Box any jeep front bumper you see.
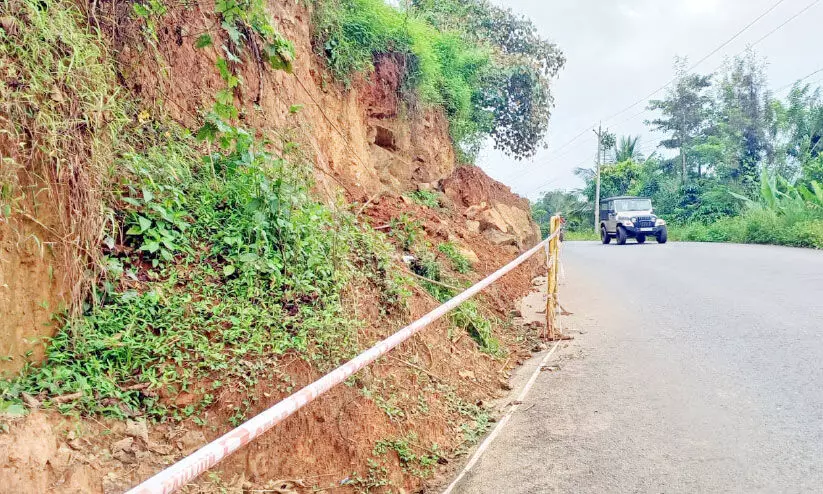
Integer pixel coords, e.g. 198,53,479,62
622,225,665,236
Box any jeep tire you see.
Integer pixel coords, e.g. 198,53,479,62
616,226,628,245
636,234,646,244
601,226,611,244
656,226,668,244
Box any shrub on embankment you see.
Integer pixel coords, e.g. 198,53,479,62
312,0,565,161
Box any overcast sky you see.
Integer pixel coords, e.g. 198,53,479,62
478,0,823,200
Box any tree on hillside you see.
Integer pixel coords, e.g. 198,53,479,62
647,58,713,183
412,0,566,159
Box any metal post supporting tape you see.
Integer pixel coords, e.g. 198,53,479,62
125,230,560,494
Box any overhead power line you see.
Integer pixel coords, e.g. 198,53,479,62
601,0,808,126
686,0,789,71
542,125,596,160
747,0,821,49
774,66,823,93
503,0,796,187
508,0,823,196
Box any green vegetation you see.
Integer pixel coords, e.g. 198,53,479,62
676,171,823,248
562,230,599,241
388,213,497,353
534,51,823,249
409,250,499,354
531,190,591,237
0,0,126,304
1,114,410,420
1,0,512,442
374,433,441,478
437,242,472,273
439,381,491,455
389,214,423,251
312,0,564,161
1,4,533,493
0,0,409,421
408,189,441,209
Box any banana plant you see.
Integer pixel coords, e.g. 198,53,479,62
729,169,816,214
798,180,823,209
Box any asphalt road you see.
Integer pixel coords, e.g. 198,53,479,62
450,241,823,493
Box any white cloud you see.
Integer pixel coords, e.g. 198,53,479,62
618,3,644,20
678,0,721,16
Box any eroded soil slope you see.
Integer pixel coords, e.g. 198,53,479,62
0,1,548,492
1,168,546,493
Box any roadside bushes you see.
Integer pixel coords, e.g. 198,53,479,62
676,209,823,249
676,171,823,248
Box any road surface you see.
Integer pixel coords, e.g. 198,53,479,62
450,241,823,493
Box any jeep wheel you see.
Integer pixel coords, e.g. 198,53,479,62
600,226,611,244
636,235,646,244
656,226,668,244
616,226,627,245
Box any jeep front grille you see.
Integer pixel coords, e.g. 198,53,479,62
636,216,654,228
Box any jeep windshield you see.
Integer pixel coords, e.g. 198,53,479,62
613,198,652,212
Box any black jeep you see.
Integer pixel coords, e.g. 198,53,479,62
599,196,668,245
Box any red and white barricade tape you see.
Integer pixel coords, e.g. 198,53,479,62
126,231,558,494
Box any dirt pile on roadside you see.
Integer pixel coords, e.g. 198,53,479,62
442,166,543,250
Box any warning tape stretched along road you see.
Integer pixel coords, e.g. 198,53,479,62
126,230,560,494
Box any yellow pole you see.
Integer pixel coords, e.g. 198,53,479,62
546,215,561,340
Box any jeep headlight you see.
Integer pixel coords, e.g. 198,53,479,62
655,218,666,226
621,219,634,227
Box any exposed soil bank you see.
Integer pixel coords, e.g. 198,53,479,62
0,1,548,492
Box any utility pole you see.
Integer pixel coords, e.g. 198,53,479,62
593,122,603,235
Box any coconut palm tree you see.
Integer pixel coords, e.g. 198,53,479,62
613,135,644,163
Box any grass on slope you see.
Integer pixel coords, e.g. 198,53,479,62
0,0,409,422
312,0,494,157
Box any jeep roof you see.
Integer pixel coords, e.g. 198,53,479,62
601,195,651,203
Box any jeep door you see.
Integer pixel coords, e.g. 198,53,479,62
606,200,617,233
599,202,608,231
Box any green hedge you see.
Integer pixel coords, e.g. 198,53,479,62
674,209,823,249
